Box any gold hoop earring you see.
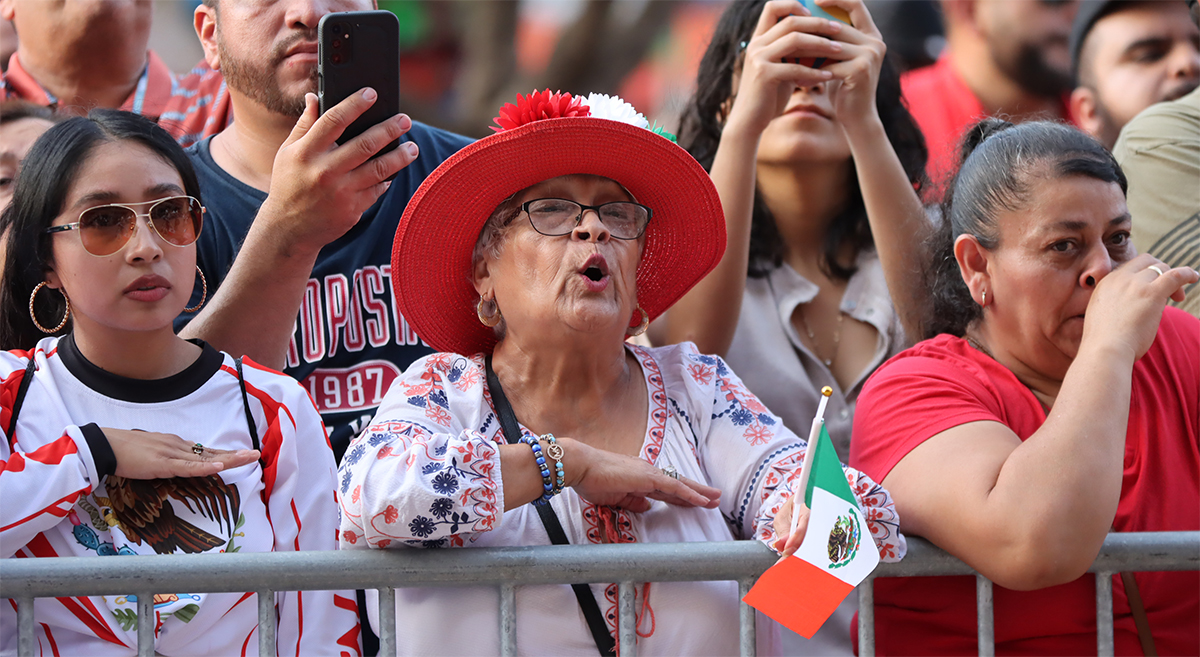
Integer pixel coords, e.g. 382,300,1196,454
982,289,987,307
627,305,649,337
184,266,207,313
29,282,70,334
477,296,501,328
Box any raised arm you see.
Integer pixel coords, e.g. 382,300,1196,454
878,257,1198,590
659,1,843,355
179,91,418,369
817,0,930,342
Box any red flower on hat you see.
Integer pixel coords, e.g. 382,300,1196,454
491,90,591,132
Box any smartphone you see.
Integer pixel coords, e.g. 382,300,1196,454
318,11,401,159
792,0,852,69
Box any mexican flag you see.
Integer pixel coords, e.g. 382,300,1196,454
743,423,879,638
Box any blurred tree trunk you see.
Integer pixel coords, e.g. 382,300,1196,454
448,0,679,137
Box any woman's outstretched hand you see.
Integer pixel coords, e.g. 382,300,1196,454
564,438,721,513
771,495,811,559
1083,254,1200,362
103,428,260,480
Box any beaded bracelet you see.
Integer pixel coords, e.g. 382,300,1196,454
519,435,555,504
540,433,565,496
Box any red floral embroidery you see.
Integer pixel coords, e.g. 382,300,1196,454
687,363,714,386
384,505,398,524
492,90,590,132
344,531,358,545
351,485,361,504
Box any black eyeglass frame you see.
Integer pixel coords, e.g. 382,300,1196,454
520,198,653,241
44,195,205,257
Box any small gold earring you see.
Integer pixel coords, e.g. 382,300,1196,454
982,289,987,307
627,305,649,337
184,266,207,313
29,282,71,334
477,296,501,328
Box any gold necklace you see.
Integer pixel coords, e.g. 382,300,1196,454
799,306,844,368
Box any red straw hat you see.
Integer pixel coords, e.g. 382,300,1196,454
391,90,725,355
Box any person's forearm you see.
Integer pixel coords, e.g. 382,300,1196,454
983,341,1133,586
180,203,321,369
844,118,931,343
660,124,758,355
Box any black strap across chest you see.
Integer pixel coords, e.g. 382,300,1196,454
485,354,617,656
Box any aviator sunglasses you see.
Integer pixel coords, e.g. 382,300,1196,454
44,196,204,257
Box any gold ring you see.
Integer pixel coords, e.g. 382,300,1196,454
1148,265,1166,277
192,442,204,456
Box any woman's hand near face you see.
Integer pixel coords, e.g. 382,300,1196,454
1083,254,1200,362
103,428,260,479
815,0,886,132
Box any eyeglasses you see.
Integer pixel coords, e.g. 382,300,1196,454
521,198,652,240
44,196,204,257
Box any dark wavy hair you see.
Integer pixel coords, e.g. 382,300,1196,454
924,118,1127,339
0,109,202,350
678,0,927,280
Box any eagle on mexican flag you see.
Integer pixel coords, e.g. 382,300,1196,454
743,389,880,638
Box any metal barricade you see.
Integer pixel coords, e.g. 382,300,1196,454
2,532,1197,656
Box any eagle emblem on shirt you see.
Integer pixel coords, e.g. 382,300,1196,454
827,510,860,568
105,475,241,555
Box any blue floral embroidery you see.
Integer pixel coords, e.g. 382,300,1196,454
697,355,717,366
429,389,449,409
716,360,729,376
368,433,390,447
345,444,366,465
432,471,458,495
730,408,754,426
434,444,447,457
340,470,352,494
407,395,427,408
430,498,454,519
757,413,776,426
422,539,447,549
409,516,435,538
421,462,443,475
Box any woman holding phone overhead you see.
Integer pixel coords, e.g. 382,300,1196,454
0,110,357,655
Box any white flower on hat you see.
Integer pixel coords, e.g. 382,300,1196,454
584,93,649,129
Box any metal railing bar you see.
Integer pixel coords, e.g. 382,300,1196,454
137,591,154,657
499,582,517,657
379,586,397,657
1096,571,1114,656
17,595,33,657
619,581,638,657
858,578,875,657
4,534,1193,600
737,577,757,657
258,589,275,656
975,575,994,657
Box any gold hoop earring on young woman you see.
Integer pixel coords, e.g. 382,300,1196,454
982,289,987,307
477,296,501,328
29,282,70,334
184,266,207,313
627,305,649,337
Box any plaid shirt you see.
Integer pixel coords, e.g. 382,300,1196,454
1,51,231,147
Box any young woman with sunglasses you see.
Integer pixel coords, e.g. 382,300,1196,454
0,110,359,655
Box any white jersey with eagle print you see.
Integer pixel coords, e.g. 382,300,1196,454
0,335,360,656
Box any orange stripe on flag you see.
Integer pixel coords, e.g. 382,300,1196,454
742,555,854,639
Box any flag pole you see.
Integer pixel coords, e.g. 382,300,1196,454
790,386,833,537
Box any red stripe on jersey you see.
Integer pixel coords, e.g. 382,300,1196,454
22,536,127,648
241,623,255,657
0,486,88,531
40,622,60,657
0,361,30,446
290,500,304,656
334,594,362,657
26,434,80,465
242,356,333,450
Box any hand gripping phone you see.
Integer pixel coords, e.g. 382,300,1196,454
318,11,401,160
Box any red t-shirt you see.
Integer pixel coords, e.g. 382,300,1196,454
849,307,1200,655
900,55,1075,200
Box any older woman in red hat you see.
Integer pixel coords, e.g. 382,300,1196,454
336,90,904,654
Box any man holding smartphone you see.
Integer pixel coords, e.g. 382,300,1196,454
176,0,472,464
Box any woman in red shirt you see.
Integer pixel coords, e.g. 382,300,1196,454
850,118,1200,655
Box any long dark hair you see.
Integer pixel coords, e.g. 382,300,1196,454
924,118,1127,339
0,109,202,350
678,0,927,279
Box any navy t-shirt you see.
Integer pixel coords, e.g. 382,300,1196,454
180,122,473,461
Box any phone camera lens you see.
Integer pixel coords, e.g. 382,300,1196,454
332,53,343,64
332,39,342,49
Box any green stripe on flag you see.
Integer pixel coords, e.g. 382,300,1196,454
804,424,859,509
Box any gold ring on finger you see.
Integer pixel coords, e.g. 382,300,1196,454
192,442,205,456
1148,265,1166,277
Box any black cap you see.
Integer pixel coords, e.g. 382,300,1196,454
1070,0,1125,83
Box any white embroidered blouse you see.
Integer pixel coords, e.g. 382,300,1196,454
338,342,904,655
